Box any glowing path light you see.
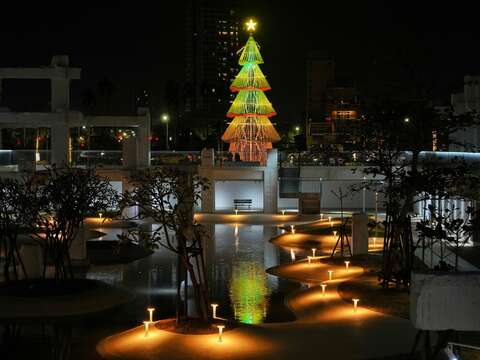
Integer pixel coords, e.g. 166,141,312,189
211,303,219,319
321,283,327,296
353,298,360,313
143,321,151,337
328,216,332,222
290,224,295,232
290,248,296,261
311,248,317,258
147,307,155,322
333,230,337,238
307,256,312,265
328,270,333,281
217,325,225,343
345,260,350,272
235,209,238,215
282,210,285,215
320,213,324,220
99,212,103,219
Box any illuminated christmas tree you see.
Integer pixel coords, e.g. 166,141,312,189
221,19,280,164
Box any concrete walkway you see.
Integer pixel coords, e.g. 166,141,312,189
97,222,416,360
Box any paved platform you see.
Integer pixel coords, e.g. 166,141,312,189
97,256,416,360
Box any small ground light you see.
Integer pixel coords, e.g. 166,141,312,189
290,224,295,232
147,307,155,322
320,213,324,219
311,248,316,257
217,325,225,343
235,209,238,215
282,209,285,215
211,303,219,319
333,230,337,238
307,256,312,265
345,260,350,271
143,321,151,337
353,298,359,313
328,270,333,281
328,216,331,222
290,248,296,261
321,283,327,296
292,228,296,235
99,212,103,219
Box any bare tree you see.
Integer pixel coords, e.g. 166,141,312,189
120,167,211,322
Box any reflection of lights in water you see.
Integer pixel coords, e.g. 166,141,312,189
217,325,225,343
290,248,296,261
234,225,239,236
229,262,268,324
143,321,151,337
211,303,219,319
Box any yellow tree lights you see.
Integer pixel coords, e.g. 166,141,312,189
221,19,280,165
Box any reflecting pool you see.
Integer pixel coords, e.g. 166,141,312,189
86,222,297,324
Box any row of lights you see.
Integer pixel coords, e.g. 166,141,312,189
143,304,226,343
289,222,360,314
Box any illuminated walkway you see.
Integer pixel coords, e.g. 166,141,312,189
97,218,416,360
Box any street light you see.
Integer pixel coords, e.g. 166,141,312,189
404,117,410,123
295,126,300,132
161,114,169,150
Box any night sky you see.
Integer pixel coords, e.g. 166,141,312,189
1,1,480,125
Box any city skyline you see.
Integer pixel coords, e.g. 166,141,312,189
1,2,480,121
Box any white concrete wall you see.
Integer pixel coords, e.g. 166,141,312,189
300,166,385,210
410,272,480,331
214,180,264,210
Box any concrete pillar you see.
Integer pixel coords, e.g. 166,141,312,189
50,55,71,112
137,107,151,168
70,227,89,262
20,242,43,278
122,136,137,169
199,148,215,213
263,149,278,214
351,213,369,255
51,124,68,166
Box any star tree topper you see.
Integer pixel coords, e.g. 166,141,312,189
246,18,257,32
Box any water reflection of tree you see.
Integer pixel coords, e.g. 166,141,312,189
229,262,268,324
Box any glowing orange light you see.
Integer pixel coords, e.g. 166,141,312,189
328,270,333,281
147,307,155,322
321,283,327,296
307,256,312,265
290,248,296,261
353,298,359,313
345,261,350,271
311,248,317,258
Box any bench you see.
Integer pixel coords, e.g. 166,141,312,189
233,199,252,210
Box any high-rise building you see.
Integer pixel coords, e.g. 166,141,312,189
184,0,240,142
305,52,361,150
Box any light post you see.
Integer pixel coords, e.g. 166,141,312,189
161,114,169,150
